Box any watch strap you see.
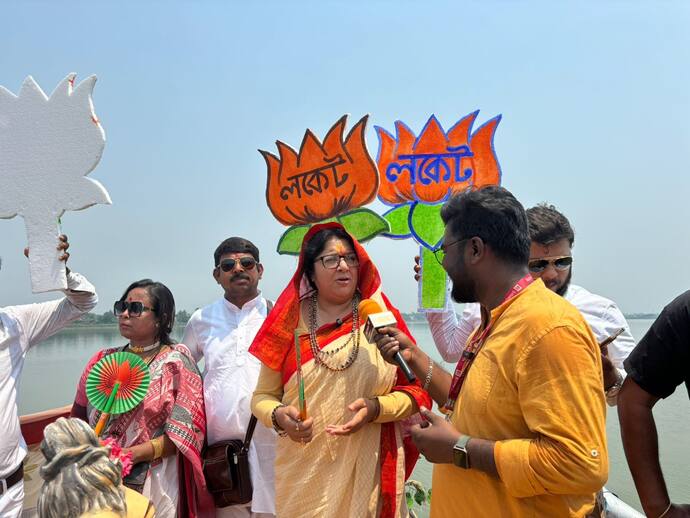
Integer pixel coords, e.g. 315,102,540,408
453,434,472,468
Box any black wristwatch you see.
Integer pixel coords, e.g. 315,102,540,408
452,435,471,469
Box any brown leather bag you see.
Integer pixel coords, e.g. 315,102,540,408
202,415,257,508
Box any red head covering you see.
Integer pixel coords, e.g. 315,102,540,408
250,221,390,371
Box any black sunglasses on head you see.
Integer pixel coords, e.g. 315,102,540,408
114,300,155,317
217,257,257,272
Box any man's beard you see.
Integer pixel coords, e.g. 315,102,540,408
450,276,478,303
555,267,572,297
449,259,478,303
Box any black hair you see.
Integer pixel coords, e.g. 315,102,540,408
119,279,175,345
440,186,531,266
213,237,260,267
302,228,356,291
526,204,575,247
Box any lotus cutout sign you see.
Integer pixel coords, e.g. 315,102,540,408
0,73,111,292
375,112,502,310
262,115,389,254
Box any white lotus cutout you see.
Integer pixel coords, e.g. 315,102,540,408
0,73,111,292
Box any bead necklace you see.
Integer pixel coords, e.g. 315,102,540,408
308,292,360,372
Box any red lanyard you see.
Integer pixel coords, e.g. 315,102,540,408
443,274,533,412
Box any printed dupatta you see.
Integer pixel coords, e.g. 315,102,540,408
75,344,214,518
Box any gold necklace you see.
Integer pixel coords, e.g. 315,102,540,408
128,341,160,354
308,293,360,372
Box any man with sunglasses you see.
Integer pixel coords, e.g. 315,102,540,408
182,237,275,518
0,236,97,518
419,203,635,405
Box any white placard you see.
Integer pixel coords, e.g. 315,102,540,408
0,73,111,292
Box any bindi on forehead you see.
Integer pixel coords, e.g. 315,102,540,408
334,242,349,255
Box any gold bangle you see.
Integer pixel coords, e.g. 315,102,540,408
151,436,164,460
422,359,434,391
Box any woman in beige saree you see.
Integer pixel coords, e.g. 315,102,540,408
250,223,431,518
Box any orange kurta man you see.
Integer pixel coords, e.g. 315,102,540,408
432,280,608,517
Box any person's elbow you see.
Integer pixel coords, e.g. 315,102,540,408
545,447,609,496
74,292,99,313
528,438,609,496
569,455,608,495
250,392,260,416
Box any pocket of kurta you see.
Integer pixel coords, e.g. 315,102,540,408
461,354,499,415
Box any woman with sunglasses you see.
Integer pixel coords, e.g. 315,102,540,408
250,223,431,518
70,279,213,517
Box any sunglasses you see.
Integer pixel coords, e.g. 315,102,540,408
217,257,257,272
528,255,573,274
114,300,155,317
316,252,359,270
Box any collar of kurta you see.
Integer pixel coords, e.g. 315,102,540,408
484,277,544,327
222,290,264,313
248,222,381,371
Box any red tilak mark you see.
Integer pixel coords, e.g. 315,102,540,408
68,77,75,86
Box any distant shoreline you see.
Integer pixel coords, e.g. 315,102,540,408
399,313,658,324
66,313,658,330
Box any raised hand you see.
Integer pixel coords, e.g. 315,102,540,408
24,234,71,263
373,326,416,365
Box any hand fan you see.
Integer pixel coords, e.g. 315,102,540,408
86,351,150,436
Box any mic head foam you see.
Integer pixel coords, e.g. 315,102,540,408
358,298,383,321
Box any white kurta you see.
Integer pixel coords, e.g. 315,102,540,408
0,272,97,516
183,293,276,516
427,282,635,380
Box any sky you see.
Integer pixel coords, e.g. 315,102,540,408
1,0,689,315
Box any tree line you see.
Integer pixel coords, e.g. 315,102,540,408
72,310,193,327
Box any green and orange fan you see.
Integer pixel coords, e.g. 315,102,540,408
86,351,151,437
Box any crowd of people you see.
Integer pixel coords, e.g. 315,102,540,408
0,186,688,517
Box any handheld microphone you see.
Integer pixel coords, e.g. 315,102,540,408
358,299,416,382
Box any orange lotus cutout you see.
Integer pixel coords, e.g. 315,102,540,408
262,115,378,226
375,112,501,205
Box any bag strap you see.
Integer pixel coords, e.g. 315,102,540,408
243,415,258,451
241,299,271,451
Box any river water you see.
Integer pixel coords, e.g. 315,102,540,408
18,320,688,515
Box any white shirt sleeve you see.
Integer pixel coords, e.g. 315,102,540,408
425,295,482,363
599,303,636,378
181,314,202,363
4,271,97,351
